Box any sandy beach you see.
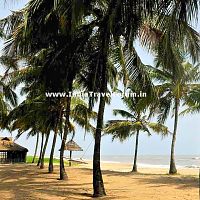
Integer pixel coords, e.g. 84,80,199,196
0,161,198,200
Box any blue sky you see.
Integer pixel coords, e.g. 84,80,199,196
0,1,200,159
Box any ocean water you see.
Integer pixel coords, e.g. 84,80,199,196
81,155,200,169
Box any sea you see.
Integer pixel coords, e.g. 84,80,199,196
79,155,200,169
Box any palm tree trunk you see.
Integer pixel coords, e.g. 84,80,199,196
169,99,179,174
92,2,114,195
132,130,139,172
60,127,63,140
40,132,50,169
48,128,58,173
93,96,106,197
32,131,39,163
37,133,44,166
49,108,62,173
59,95,71,180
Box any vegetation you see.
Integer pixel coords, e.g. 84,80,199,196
150,61,200,174
26,156,76,166
26,156,60,164
0,0,199,198
105,83,169,172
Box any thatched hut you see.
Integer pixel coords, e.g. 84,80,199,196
0,137,28,163
65,140,83,152
65,140,83,166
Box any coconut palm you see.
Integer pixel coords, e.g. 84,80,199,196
0,62,18,130
1,0,199,197
0,37,21,131
87,1,199,195
105,90,169,172
48,97,96,173
150,60,200,174
6,98,54,167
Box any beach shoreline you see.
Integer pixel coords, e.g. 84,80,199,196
79,159,199,176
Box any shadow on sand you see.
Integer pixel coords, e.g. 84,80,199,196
0,164,198,200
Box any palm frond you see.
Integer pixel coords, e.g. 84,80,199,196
113,109,135,119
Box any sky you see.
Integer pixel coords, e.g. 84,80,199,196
0,1,200,160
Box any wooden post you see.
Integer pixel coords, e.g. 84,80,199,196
199,168,200,200
69,151,72,167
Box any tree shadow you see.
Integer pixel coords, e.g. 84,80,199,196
0,164,198,200
0,164,120,199
99,168,199,189
136,175,198,189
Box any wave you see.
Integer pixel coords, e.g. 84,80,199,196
138,163,169,169
101,160,121,164
139,164,200,169
185,165,200,169
192,157,200,160
65,155,200,169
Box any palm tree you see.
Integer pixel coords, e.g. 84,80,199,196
1,0,199,197
15,127,40,164
4,81,62,168
5,100,46,166
105,94,169,172
32,131,39,163
1,60,96,174
0,60,18,130
0,55,19,104
48,97,96,173
150,60,200,174
88,1,199,195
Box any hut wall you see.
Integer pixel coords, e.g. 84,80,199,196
0,151,27,163
0,151,8,163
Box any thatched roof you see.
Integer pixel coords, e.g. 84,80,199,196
65,140,83,151
0,137,28,152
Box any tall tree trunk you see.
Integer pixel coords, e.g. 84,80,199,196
59,95,71,180
40,132,50,169
32,131,39,163
49,107,62,173
93,96,106,197
48,128,58,173
92,1,114,196
92,21,111,198
132,130,139,172
37,133,44,166
169,99,179,174
60,127,63,140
